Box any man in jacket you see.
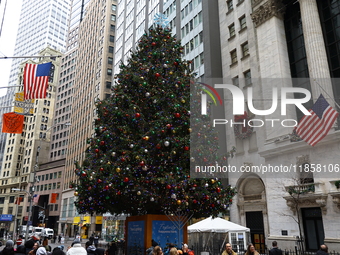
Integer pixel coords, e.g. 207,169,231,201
66,240,87,255
269,241,283,255
221,243,237,255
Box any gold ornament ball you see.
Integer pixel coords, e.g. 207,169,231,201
188,128,192,132
137,191,141,195
74,192,78,196
172,130,176,134
211,179,216,184
177,200,182,205
181,99,186,103
169,71,173,75
136,155,140,159
116,167,121,173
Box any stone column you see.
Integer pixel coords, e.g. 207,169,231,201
299,0,335,105
251,0,296,139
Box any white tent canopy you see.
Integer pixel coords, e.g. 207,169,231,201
188,216,250,233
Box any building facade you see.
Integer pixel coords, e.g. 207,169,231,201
0,47,62,237
62,0,117,238
218,0,340,252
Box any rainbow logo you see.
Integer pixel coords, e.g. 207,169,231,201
195,82,223,115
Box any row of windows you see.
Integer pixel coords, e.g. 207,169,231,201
181,0,202,20
228,15,247,39
181,12,202,38
227,0,245,13
37,171,62,182
184,32,203,55
35,182,61,191
50,149,67,158
51,139,68,149
231,69,252,88
230,41,249,65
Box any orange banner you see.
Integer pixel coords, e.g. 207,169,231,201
50,193,58,204
2,112,24,134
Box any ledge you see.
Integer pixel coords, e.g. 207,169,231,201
228,35,236,41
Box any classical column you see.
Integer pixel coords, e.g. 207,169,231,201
251,0,296,139
299,0,334,105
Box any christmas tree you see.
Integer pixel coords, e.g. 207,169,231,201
73,26,235,218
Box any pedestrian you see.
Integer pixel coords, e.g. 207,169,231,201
182,244,194,255
1,240,15,255
53,236,57,244
146,240,158,255
15,245,26,255
66,240,87,255
93,235,99,248
269,241,283,255
152,246,163,255
28,242,40,255
43,237,49,247
244,244,259,255
316,244,329,255
89,234,94,245
169,248,178,255
52,247,65,255
85,241,97,255
36,247,47,255
24,239,35,255
16,235,23,247
221,243,237,255
58,235,62,244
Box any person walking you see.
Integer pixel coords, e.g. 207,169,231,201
244,244,259,255
316,244,329,255
269,241,283,255
66,240,87,255
221,243,237,255
1,240,15,255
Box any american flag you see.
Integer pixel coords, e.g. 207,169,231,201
23,62,52,100
296,94,339,146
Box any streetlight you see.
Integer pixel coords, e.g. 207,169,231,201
11,188,30,240
24,122,72,241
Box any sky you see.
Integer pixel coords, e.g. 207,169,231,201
0,0,23,97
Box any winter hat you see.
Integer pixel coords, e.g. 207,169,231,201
87,245,96,252
6,240,14,248
36,247,47,255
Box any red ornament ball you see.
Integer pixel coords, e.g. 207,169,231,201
124,177,129,182
95,149,99,153
100,141,105,146
174,113,181,118
151,42,156,46
184,146,190,151
135,113,141,118
216,187,221,193
155,73,161,78
100,167,104,171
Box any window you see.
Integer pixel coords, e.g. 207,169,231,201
244,70,252,87
229,23,235,38
230,49,237,64
232,76,239,87
239,15,246,30
110,35,115,42
111,4,116,11
106,81,112,89
227,0,233,12
109,46,114,53
111,15,116,21
241,42,249,57
107,69,112,75
108,57,113,65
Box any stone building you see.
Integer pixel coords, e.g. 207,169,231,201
218,0,340,252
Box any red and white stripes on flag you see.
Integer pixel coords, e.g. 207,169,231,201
296,94,339,146
23,62,52,100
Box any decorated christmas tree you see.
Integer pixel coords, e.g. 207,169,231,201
73,26,235,218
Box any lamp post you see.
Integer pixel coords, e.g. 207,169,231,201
24,122,71,241
11,188,30,240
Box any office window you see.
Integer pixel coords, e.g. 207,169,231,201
227,0,233,12
232,76,239,87
241,42,249,57
229,23,235,38
244,70,252,87
111,15,116,21
239,15,246,30
230,49,237,64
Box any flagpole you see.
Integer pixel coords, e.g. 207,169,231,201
314,79,340,109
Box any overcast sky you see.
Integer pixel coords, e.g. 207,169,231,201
0,0,23,97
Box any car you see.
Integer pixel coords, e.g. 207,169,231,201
41,228,54,239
